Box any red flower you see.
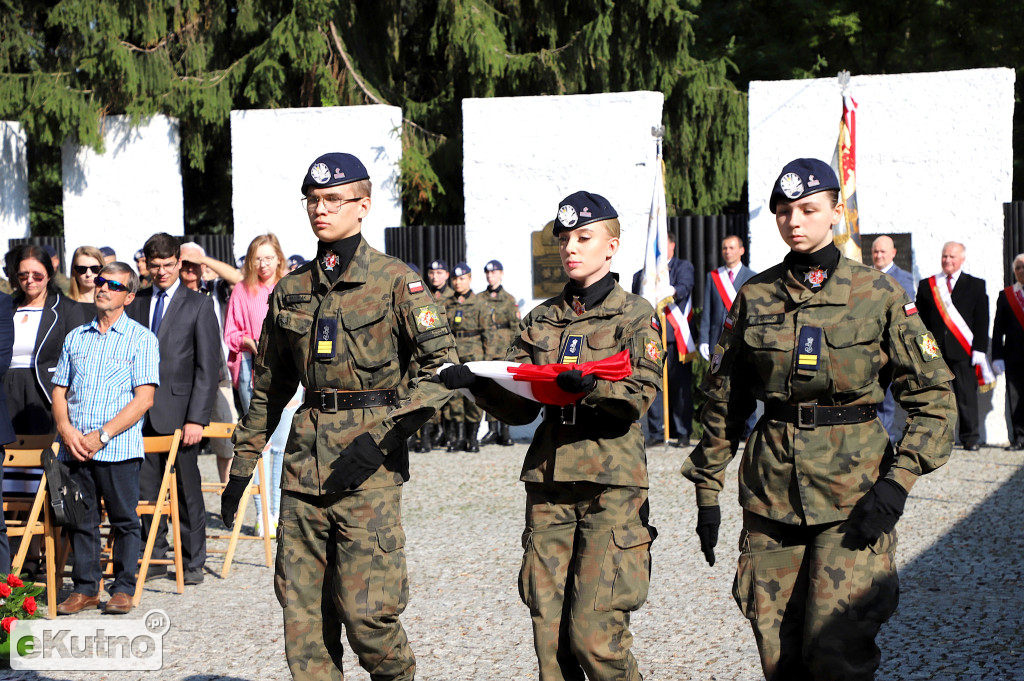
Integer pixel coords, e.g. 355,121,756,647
23,596,36,616
0,583,10,598
2,617,16,633
6,574,23,588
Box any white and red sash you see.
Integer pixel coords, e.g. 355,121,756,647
927,275,995,389
710,267,738,312
1005,283,1024,331
665,297,698,363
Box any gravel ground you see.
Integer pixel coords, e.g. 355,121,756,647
7,442,1022,681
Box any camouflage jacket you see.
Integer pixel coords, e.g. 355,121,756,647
681,256,956,525
444,289,492,362
474,282,663,488
483,286,520,360
231,238,457,495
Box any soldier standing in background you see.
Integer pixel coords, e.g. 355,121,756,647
417,258,453,451
480,259,518,446
426,259,452,303
442,262,490,453
682,158,956,680
222,152,456,681
440,191,662,681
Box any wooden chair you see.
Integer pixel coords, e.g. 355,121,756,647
200,422,273,576
3,436,62,619
132,430,184,606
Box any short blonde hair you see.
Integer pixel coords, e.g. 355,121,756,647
598,217,621,238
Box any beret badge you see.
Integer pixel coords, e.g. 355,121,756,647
310,163,332,185
780,172,804,199
557,205,578,228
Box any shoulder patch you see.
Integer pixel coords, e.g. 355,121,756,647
917,332,941,361
645,339,660,361
904,302,918,316
408,280,424,294
415,305,440,331
651,315,662,332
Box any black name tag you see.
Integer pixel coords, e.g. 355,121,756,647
284,293,312,305
797,326,822,370
315,318,338,360
749,314,784,326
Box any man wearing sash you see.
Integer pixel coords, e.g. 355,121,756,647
992,254,1024,450
915,241,990,451
698,235,755,361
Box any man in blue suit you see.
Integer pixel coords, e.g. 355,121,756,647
632,231,694,446
872,235,915,440
698,235,755,361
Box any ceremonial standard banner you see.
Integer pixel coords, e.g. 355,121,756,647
831,71,862,262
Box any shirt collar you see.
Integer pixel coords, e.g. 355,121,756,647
89,309,130,334
880,262,895,274
155,278,180,300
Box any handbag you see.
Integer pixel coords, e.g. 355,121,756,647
41,448,88,527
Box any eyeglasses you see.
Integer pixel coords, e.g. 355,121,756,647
302,196,366,213
95,276,130,293
73,265,102,275
254,256,278,265
17,272,45,283
147,259,179,273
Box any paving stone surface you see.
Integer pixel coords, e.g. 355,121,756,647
7,442,1022,680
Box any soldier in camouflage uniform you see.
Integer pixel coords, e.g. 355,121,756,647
479,259,519,446
222,152,457,681
441,262,491,452
681,158,956,681
441,191,662,681
414,259,453,452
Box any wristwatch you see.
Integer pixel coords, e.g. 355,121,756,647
99,429,111,447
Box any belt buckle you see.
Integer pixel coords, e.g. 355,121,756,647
320,389,338,414
560,404,577,426
797,402,816,429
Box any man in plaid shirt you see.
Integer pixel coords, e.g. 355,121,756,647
52,262,160,616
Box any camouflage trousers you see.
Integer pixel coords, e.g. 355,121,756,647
441,391,482,423
276,485,414,681
520,481,656,681
733,511,900,681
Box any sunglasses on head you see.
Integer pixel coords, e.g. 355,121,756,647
73,264,102,275
16,272,45,283
95,276,129,293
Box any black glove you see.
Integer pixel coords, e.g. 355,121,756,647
438,364,481,390
555,369,597,394
220,474,250,528
696,505,721,567
335,433,387,490
845,478,908,548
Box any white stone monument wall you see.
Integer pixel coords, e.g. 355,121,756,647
0,122,30,249
62,115,183,269
748,67,1016,443
230,106,403,263
463,91,665,312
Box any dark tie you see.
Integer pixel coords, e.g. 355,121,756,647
152,290,167,335
728,270,735,284
947,276,953,294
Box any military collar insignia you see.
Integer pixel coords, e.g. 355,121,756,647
571,296,585,315
322,252,339,271
804,267,827,288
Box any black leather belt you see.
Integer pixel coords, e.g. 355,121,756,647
491,323,511,329
543,404,605,427
455,331,482,338
764,402,877,429
305,389,398,414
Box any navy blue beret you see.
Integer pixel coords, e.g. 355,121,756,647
769,158,840,213
452,262,471,277
554,191,618,235
134,249,145,261
428,259,448,272
42,245,57,258
484,260,503,272
301,152,369,194
100,246,115,257
406,262,421,275
287,254,306,268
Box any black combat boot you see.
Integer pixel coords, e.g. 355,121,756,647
433,421,446,448
447,421,466,452
479,419,501,446
465,422,481,453
408,434,420,452
415,426,432,453
497,422,514,446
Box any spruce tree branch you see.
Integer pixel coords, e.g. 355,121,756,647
327,20,387,106
120,36,171,53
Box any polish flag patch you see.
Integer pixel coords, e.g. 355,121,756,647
904,302,918,316
408,281,424,294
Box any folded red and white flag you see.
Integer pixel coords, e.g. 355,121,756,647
438,350,633,407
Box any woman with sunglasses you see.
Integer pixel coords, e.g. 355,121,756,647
4,244,87,435
68,245,105,306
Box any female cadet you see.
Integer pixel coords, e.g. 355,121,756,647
681,158,957,680
441,191,662,681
